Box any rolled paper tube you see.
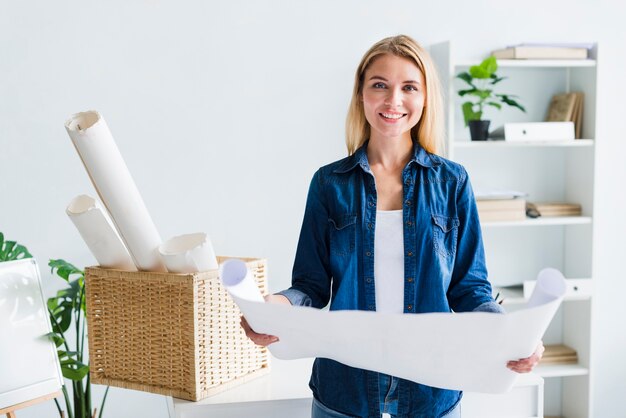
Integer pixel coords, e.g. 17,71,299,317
220,259,264,302
158,233,218,273
65,111,166,272
527,268,567,308
66,195,137,271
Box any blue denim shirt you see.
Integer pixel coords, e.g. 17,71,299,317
279,141,501,417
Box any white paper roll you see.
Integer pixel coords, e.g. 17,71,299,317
220,259,264,302
66,195,137,271
527,268,567,308
158,233,218,273
65,111,166,272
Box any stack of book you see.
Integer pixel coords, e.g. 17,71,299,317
540,344,578,365
526,202,582,217
476,198,526,222
492,43,590,60
546,92,584,138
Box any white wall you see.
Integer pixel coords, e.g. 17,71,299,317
1,1,625,417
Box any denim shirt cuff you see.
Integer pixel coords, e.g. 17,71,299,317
276,288,313,307
473,301,505,314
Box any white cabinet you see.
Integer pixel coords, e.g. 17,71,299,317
431,41,598,418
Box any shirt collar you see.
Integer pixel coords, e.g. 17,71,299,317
333,140,441,174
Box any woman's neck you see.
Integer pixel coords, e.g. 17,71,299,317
367,135,413,170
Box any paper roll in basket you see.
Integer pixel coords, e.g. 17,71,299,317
66,194,137,271
65,110,166,272
159,233,218,273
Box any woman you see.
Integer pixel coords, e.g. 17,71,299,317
242,35,543,418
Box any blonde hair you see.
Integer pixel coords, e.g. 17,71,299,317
345,35,445,156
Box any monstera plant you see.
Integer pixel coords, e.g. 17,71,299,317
0,232,108,418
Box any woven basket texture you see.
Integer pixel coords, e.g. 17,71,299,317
84,257,270,401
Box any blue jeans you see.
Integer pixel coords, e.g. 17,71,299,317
311,388,461,418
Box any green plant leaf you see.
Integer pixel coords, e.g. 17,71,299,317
461,102,482,126
469,56,498,79
486,102,502,110
49,259,84,282
456,72,476,87
61,363,90,381
497,94,527,112
465,89,492,100
46,332,65,347
0,233,32,261
458,88,477,97
490,74,506,85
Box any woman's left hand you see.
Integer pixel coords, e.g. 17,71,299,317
506,341,545,373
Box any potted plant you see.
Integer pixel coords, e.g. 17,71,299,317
0,232,108,418
457,56,526,140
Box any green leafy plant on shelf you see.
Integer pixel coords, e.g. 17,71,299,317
0,232,108,418
456,56,526,140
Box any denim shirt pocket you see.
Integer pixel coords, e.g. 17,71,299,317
328,214,357,257
432,214,460,258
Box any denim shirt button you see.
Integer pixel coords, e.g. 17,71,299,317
407,277,414,283
368,305,375,310
406,200,411,206
407,304,413,310
366,251,372,256
407,251,413,256
366,277,372,283
368,223,373,229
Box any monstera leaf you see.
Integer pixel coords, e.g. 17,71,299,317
0,232,33,262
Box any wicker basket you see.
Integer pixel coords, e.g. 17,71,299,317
84,257,270,401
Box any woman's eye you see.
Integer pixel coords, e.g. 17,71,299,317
373,82,386,89
404,85,418,92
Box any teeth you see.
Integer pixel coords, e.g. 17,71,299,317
381,113,403,119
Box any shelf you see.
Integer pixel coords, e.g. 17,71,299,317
535,364,589,378
454,139,594,148
455,59,596,68
493,279,592,306
482,216,592,228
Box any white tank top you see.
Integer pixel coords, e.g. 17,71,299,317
374,210,405,314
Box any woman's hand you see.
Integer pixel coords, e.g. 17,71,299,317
507,341,545,373
240,294,291,347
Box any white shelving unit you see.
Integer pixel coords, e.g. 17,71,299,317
431,42,598,418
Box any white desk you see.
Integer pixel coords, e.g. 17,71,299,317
167,356,543,418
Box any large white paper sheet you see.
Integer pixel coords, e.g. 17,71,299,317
65,111,166,272
66,194,137,271
226,268,566,394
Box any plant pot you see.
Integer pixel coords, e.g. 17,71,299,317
468,120,491,141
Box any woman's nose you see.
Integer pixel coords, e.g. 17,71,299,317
384,88,402,107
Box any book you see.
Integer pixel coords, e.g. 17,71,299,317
540,344,578,365
546,92,584,138
527,202,582,217
476,198,526,211
477,198,526,221
492,46,588,60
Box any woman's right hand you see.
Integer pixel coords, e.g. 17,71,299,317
240,294,291,346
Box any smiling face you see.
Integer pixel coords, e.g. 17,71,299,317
361,53,426,144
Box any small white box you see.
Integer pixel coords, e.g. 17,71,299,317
491,122,575,141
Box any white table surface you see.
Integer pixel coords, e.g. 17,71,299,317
168,356,543,418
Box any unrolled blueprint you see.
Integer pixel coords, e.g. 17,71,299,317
226,268,566,393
